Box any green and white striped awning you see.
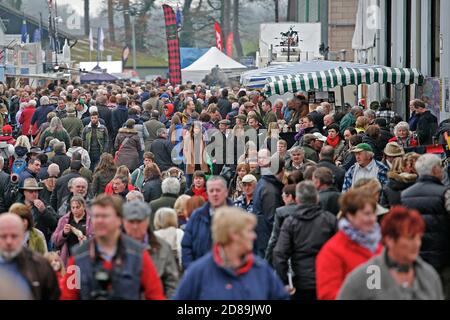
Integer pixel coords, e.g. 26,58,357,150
264,66,424,96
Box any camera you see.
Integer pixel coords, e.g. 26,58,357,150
90,266,112,300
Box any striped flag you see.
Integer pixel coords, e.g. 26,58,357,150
89,28,94,51
98,28,105,52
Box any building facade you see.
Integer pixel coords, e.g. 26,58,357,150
293,0,359,61
353,0,449,120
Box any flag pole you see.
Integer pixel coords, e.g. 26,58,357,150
96,27,100,66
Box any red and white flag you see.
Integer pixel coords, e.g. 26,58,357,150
214,22,223,51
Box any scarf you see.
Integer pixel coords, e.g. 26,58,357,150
326,135,340,148
338,218,381,253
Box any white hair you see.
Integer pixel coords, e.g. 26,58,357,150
161,177,181,195
394,121,410,137
126,190,145,202
415,154,442,177
316,105,325,114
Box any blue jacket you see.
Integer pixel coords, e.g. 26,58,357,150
181,200,233,270
173,251,289,300
31,104,55,128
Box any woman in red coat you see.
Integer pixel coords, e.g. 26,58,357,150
316,190,383,300
19,100,38,137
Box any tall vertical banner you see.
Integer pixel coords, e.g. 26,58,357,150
214,22,223,51
226,32,234,57
163,4,182,85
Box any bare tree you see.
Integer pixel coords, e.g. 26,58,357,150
122,0,132,46
180,0,194,47
84,0,90,36
233,0,243,57
275,0,279,22
221,0,231,41
287,0,297,22
107,0,115,42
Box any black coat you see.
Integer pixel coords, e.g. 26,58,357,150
317,160,346,191
265,204,297,266
416,111,438,145
253,173,284,257
142,178,162,203
96,104,113,133
50,152,71,175
378,127,393,151
273,204,337,290
50,170,81,211
318,187,341,216
362,134,383,161
0,171,10,213
380,172,417,208
217,97,232,118
401,175,450,271
150,138,174,173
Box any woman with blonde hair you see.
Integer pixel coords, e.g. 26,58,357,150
9,203,48,255
355,116,370,133
173,194,191,227
39,117,71,150
44,252,66,291
381,152,419,208
154,208,185,268
173,207,289,300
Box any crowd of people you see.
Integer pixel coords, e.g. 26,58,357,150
0,80,448,300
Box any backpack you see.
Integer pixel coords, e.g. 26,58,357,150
12,157,27,175
0,142,11,162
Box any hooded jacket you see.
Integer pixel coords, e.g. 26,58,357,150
273,204,337,290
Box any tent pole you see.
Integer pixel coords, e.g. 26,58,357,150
340,85,344,109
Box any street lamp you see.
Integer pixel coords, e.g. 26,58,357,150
124,10,137,71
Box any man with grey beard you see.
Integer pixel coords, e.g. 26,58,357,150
0,213,60,300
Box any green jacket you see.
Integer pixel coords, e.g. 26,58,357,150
339,113,356,135
39,128,71,150
62,115,84,139
303,145,319,163
263,111,278,128
131,165,145,190
27,228,48,255
82,123,109,154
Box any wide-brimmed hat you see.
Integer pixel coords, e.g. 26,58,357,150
20,178,43,191
384,142,405,157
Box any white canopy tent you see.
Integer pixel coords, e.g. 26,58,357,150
181,47,247,83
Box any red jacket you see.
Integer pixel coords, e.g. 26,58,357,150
104,182,135,195
60,249,165,300
315,230,383,300
388,136,418,147
0,135,16,145
19,106,38,136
